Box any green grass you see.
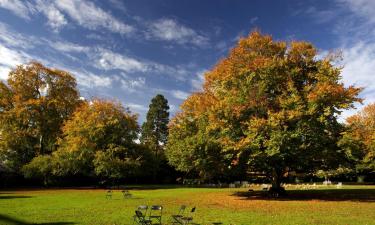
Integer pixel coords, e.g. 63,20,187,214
1,185,375,225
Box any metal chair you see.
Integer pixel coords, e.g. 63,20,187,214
148,205,163,225
171,205,187,224
133,205,148,225
105,189,112,199
180,207,196,225
134,210,152,225
122,190,132,198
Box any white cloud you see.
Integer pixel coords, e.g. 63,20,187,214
95,49,148,73
0,22,31,48
120,76,146,92
93,48,190,80
250,17,258,24
169,104,177,113
55,0,133,34
303,6,338,24
337,0,375,24
147,18,208,46
127,103,148,112
51,41,89,53
191,70,207,91
0,65,10,80
0,45,30,80
0,0,32,19
171,90,190,100
36,1,67,32
73,70,113,88
0,0,133,34
0,45,27,66
341,42,375,110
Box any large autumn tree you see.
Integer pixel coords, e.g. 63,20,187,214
339,103,375,176
166,31,362,191
0,62,80,172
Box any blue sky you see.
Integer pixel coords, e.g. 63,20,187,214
0,0,374,122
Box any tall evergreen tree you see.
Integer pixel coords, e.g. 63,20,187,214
141,94,170,157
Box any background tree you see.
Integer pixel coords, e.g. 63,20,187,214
50,99,147,183
0,62,80,173
141,94,170,158
141,94,171,181
339,103,375,177
166,31,362,192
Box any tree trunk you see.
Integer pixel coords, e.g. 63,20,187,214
270,168,286,196
271,168,281,189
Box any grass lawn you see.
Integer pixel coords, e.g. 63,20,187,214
1,185,375,225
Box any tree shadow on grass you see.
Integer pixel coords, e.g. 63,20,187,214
0,195,32,199
232,189,375,202
0,214,75,225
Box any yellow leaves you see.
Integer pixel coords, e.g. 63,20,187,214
288,41,317,62
346,103,375,147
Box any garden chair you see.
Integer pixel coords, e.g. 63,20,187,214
122,190,132,198
171,205,187,224
105,189,112,199
179,207,196,225
133,205,148,224
148,205,163,225
134,210,152,225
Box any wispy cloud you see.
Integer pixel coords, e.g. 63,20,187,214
94,48,148,73
0,0,134,34
118,75,146,92
36,0,67,32
171,90,190,100
250,16,258,24
0,45,30,79
54,0,133,34
0,22,33,48
337,0,375,24
191,70,206,91
127,103,148,112
147,18,209,46
51,41,90,53
76,71,113,88
303,6,339,24
341,42,375,105
0,0,32,19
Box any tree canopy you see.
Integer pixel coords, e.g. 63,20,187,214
0,62,80,172
166,31,362,190
339,103,375,174
54,99,142,177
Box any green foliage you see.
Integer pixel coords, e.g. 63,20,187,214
166,114,232,181
141,94,170,156
22,155,55,185
93,144,142,181
52,99,145,181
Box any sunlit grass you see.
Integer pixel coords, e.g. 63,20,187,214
1,185,375,225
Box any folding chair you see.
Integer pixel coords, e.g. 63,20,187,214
134,210,152,225
133,205,148,225
122,190,132,198
179,207,196,225
171,205,187,224
148,205,163,225
105,189,112,199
